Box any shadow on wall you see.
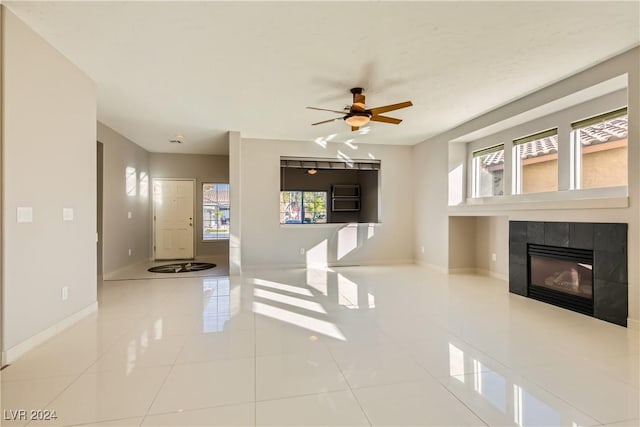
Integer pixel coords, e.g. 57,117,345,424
305,222,377,268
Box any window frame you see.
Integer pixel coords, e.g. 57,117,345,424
512,128,558,195
570,107,628,191
471,144,505,198
279,190,328,225
202,182,230,241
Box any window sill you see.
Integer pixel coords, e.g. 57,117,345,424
449,186,628,215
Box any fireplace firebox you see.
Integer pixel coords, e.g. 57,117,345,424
528,244,593,316
509,221,628,327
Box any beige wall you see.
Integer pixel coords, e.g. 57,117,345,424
98,123,151,275
2,9,97,354
475,216,509,278
414,139,449,269
448,217,476,270
0,6,4,360
239,138,413,269
522,158,558,193
582,143,627,188
519,143,627,193
150,153,229,257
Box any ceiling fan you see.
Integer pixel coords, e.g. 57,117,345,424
307,87,413,131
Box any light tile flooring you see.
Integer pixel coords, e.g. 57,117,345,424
103,256,229,281
1,265,638,426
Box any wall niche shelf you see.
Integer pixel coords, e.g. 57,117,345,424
331,184,361,212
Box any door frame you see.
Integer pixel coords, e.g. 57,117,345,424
152,178,197,260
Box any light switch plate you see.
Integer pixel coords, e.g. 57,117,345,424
127,211,132,219
17,207,33,223
63,207,74,221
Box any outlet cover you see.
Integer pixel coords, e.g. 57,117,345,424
63,207,74,221
17,207,33,223
127,211,132,219
61,286,69,301
128,249,132,256
492,253,497,262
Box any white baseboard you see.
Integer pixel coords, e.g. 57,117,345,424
4,302,98,364
243,258,415,273
448,267,507,281
449,267,477,275
415,260,448,274
476,268,508,281
628,318,640,331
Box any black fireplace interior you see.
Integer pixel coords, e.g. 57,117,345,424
528,244,593,316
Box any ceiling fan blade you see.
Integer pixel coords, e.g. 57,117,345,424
368,101,413,115
370,115,402,125
307,106,348,114
311,118,341,126
351,126,360,132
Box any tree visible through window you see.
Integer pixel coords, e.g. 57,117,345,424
203,183,230,240
280,191,327,224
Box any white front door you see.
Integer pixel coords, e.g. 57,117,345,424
153,179,195,260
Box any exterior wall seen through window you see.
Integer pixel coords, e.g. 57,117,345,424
573,111,628,189
472,145,504,197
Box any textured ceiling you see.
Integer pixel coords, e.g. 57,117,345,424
6,1,639,155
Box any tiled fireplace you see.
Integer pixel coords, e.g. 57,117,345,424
509,221,628,326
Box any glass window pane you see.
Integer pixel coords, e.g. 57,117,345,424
203,183,230,240
514,133,558,194
473,148,504,197
574,114,628,189
303,192,327,224
280,191,302,224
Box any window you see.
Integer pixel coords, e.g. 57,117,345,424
279,191,327,224
472,144,504,197
571,108,628,189
203,183,229,240
513,129,558,194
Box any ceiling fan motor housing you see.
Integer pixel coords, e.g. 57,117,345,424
344,111,371,121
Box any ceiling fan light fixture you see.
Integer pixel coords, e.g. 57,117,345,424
344,114,371,127
307,168,318,175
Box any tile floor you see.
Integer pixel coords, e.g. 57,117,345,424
1,265,638,426
103,256,229,281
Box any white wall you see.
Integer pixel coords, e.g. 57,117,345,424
2,9,97,357
239,138,414,269
98,122,151,275
413,47,640,326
